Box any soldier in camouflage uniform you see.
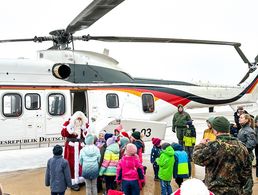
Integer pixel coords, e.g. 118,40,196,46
193,116,253,195
172,104,191,146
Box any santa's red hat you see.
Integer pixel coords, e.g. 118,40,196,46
121,131,130,139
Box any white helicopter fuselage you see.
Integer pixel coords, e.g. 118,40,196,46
0,50,257,150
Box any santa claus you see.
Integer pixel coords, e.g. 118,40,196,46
61,111,89,191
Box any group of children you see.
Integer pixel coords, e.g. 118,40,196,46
46,126,146,195
150,137,192,195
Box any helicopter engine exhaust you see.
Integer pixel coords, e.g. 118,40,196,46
52,63,71,79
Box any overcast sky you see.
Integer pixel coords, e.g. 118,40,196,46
0,0,257,85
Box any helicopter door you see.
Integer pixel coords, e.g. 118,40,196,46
71,91,88,117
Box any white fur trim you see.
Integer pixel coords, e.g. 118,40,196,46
74,142,79,184
180,178,210,195
70,111,88,128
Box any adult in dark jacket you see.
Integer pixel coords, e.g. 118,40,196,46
237,114,256,160
45,145,72,195
172,104,191,146
234,106,248,130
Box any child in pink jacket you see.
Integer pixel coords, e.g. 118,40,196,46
116,143,145,195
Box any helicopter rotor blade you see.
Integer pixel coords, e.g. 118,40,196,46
66,0,125,34
0,36,53,43
80,35,241,46
238,70,251,85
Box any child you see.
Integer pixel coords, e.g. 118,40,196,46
203,117,216,141
156,142,175,195
99,136,120,193
150,137,161,181
183,120,196,161
45,145,72,195
96,130,106,149
119,136,130,158
116,143,145,195
79,134,101,195
130,131,145,163
171,143,191,187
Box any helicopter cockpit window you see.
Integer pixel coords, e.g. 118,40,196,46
25,93,40,110
2,93,22,117
48,94,65,116
106,93,119,108
142,93,155,113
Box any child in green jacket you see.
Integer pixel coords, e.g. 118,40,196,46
156,142,175,195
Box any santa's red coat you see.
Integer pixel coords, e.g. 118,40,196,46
61,119,88,179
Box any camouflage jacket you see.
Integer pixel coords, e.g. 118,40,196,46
193,134,253,195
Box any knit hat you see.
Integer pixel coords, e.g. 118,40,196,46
152,137,161,146
161,142,170,150
106,136,117,146
131,131,141,140
120,137,130,148
99,130,106,136
121,131,129,139
125,143,137,156
211,116,230,132
171,142,183,151
104,133,113,141
186,120,193,126
114,124,123,132
206,116,215,124
85,134,94,145
53,145,63,156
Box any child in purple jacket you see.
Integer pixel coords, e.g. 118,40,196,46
116,143,145,195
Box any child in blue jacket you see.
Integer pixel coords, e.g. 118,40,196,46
45,145,72,195
150,137,161,181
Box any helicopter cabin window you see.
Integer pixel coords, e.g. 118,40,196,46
106,93,119,108
2,93,22,117
48,94,65,116
25,93,40,110
142,93,155,113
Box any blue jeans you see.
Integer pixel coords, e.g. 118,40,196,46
51,192,64,195
160,180,172,195
122,180,140,195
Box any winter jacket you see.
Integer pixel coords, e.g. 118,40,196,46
45,155,72,192
174,150,191,178
150,145,161,164
172,111,191,131
237,124,256,151
156,145,175,181
193,135,253,195
79,144,100,180
203,128,216,141
171,143,191,179
116,155,145,183
99,142,120,176
183,125,196,147
133,139,145,163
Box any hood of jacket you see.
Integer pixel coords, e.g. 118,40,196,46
162,145,175,156
106,142,120,154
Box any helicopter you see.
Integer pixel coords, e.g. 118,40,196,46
0,0,257,150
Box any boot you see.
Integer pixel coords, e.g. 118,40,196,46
71,184,80,191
